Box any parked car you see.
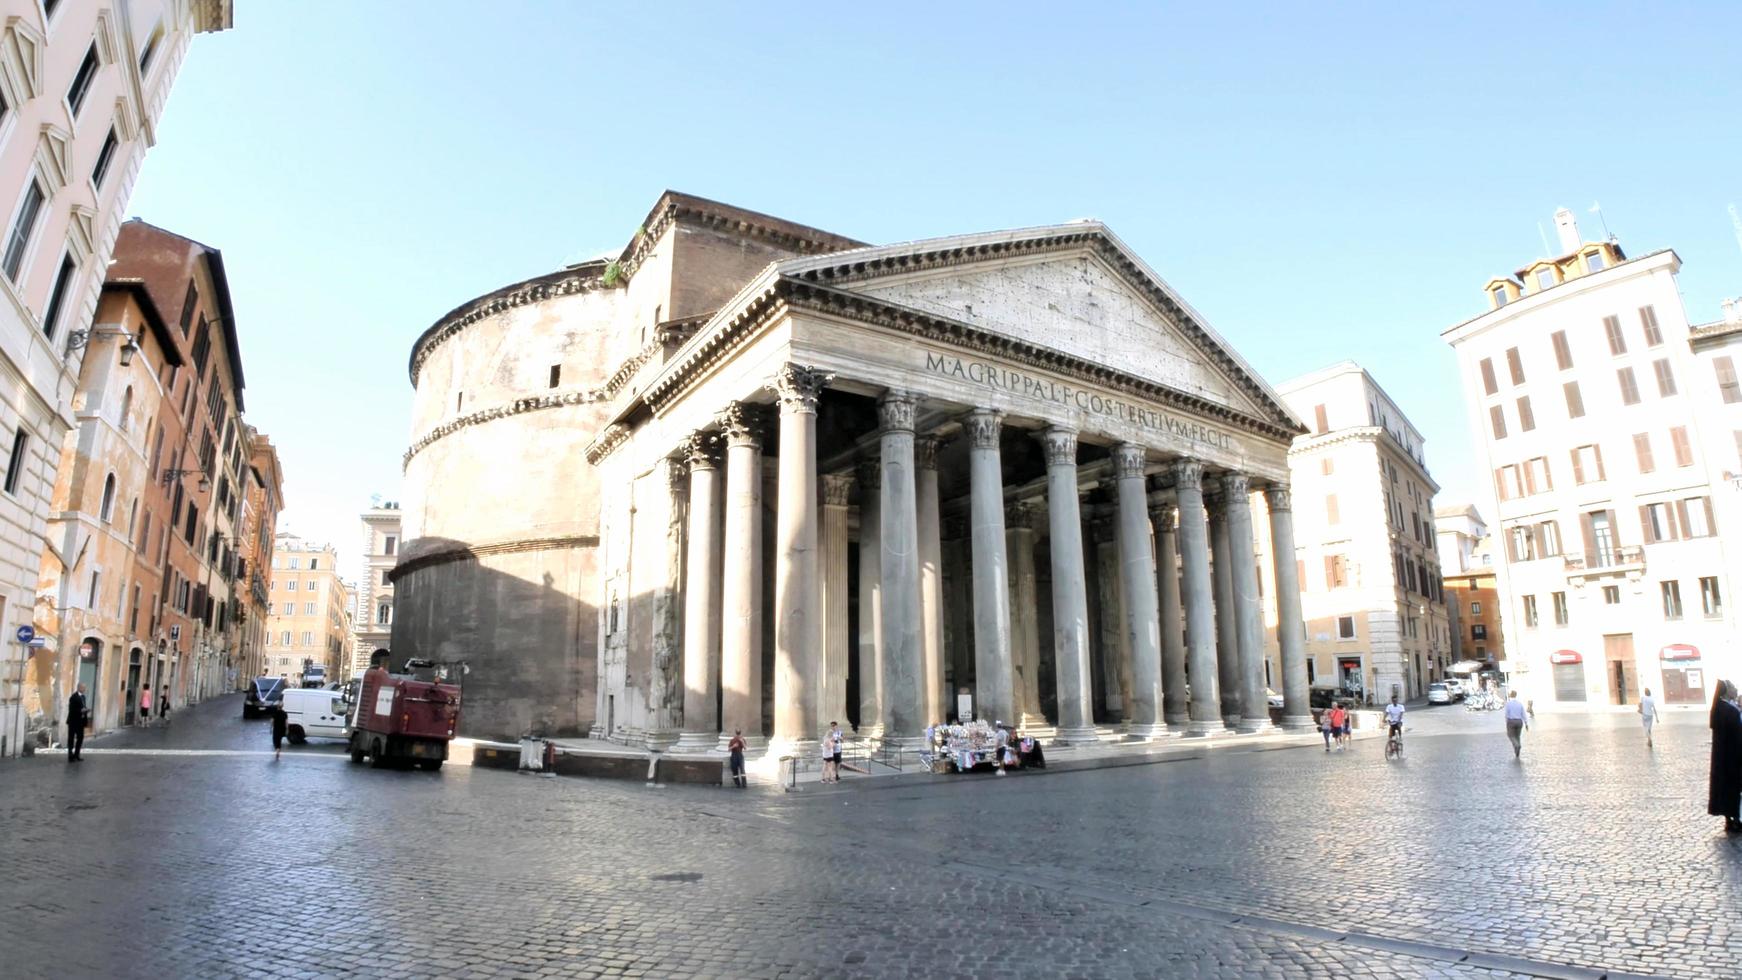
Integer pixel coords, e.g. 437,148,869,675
1266,688,1285,709
1441,677,1465,700
243,676,286,718
281,687,351,744
1427,682,1454,705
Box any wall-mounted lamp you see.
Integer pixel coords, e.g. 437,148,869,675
162,467,210,492
64,329,139,365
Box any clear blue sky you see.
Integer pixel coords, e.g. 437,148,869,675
126,2,1742,573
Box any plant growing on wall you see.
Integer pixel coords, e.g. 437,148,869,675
602,260,624,287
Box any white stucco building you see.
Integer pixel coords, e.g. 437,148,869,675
0,0,231,755
350,501,398,676
1444,208,1742,710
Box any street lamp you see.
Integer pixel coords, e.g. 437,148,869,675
161,467,209,492
64,328,138,363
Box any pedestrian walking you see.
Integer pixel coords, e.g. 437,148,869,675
65,684,87,762
727,729,748,788
1320,710,1334,751
158,685,170,719
1504,689,1529,759
1638,687,1660,748
1708,679,1741,835
825,721,844,782
138,685,153,724
1326,702,1348,751
270,703,288,760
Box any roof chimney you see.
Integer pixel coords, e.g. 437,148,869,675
1553,208,1581,254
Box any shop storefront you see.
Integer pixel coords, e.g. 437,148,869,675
1659,644,1706,705
1550,649,1585,702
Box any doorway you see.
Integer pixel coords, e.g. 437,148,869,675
77,638,102,729
1604,633,1636,705
125,648,143,725
1663,665,1706,704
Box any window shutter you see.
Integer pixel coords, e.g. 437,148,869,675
1594,444,1606,480
1675,500,1691,539
1580,513,1598,558
1504,531,1518,562
1705,497,1717,535
1314,404,1328,434
1571,449,1585,485
1324,555,1336,589
1606,509,1621,546
1639,505,1656,544
1532,523,1546,555
1523,463,1537,495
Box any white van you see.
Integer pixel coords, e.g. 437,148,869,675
282,687,351,744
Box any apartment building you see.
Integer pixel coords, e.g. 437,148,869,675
1443,208,1740,709
0,0,232,755
236,428,282,683
263,533,351,684
1435,503,1504,669
1253,362,1450,703
350,501,399,677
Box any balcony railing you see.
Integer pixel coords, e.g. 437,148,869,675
1564,546,1644,575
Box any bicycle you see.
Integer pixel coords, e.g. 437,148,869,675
1384,725,1404,761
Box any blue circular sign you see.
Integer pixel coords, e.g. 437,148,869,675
15,625,34,644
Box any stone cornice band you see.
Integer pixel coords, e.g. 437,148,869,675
389,534,601,583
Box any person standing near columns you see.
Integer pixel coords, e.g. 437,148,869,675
717,403,766,752
1206,481,1243,729
966,410,1014,726
856,459,883,738
1224,473,1274,734
916,436,946,727
1112,444,1166,739
676,433,724,751
1041,427,1097,745
1174,460,1226,736
1151,499,1189,728
1266,484,1316,730
878,391,925,748
1007,501,1045,731
772,364,830,750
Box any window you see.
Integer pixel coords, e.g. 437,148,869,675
1337,616,1355,639
1662,581,1683,620
1535,267,1555,291
290,557,301,570
139,22,164,73
1325,494,1339,525
301,631,313,646
549,364,561,388
179,281,198,333
1489,405,1507,439
3,178,47,281
99,473,115,522
1585,510,1618,567
377,604,392,625
1479,359,1498,395
384,535,397,556
1551,330,1573,370
1587,250,1606,273
5,429,28,496
456,392,464,412
1472,623,1488,640
1670,426,1693,467
1604,315,1627,355
1552,591,1569,626
309,558,319,571
304,602,315,615
87,570,100,609
1505,347,1525,385
1471,601,1482,615
1639,305,1663,347
1516,396,1535,432
1617,367,1640,405
1563,381,1585,418
67,44,100,118
282,602,292,615
1716,358,1741,403
1523,595,1539,628
1681,497,1715,538
1571,444,1605,484
91,128,119,189
1525,456,1552,493
1603,585,1620,605
1539,520,1562,556
1652,359,1677,397
1312,404,1328,434
1494,464,1524,501
1633,433,1654,474
286,580,296,591
381,570,390,585
305,578,317,591
35,253,79,341
1508,526,1536,561
190,319,211,378
1701,577,1722,618
1324,555,1350,589
1491,286,1508,308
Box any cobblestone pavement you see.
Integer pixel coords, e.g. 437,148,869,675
0,694,1730,979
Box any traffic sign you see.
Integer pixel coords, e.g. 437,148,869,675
14,625,33,644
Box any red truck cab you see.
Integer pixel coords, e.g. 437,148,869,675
348,652,464,771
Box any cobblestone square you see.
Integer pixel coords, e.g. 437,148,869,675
0,695,1733,979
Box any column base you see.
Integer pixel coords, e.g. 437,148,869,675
1122,722,1173,741
855,722,885,740
1163,710,1190,728
1183,719,1231,737
672,731,720,753
716,733,769,755
1278,715,1318,733
769,737,820,761
1236,719,1278,735
644,730,682,751
1052,725,1101,746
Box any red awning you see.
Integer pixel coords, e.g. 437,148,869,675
1660,644,1700,662
1549,650,1582,665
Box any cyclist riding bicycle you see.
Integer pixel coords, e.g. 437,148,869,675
1384,695,1405,743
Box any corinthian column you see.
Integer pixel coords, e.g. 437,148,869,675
1206,483,1243,728
646,455,689,750
878,391,924,748
1224,473,1274,734
771,364,829,750
856,458,883,738
675,433,723,752
1007,501,1045,730
820,473,852,733
1041,427,1097,745
716,403,766,752
1175,459,1226,736
1151,500,1189,727
1267,484,1316,730
916,436,946,727
1112,445,1165,739
966,410,1013,725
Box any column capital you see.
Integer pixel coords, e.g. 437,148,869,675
717,402,765,447
1202,484,1225,521
878,390,918,432
1039,426,1078,466
1218,472,1252,499
1172,457,1205,490
1149,503,1177,534
681,431,721,470
1110,443,1147,480
821,473,854,507
1265,483,1293,513
964,409,1003,449
773,364,831,414
660,455,688,496
1005,499,1043,531
916,435,942,471
856,455,881,492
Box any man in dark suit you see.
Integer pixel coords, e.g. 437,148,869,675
66,684,87,762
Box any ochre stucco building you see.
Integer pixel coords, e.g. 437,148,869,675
395,193,1317,751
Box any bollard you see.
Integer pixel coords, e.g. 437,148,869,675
542,739,557,773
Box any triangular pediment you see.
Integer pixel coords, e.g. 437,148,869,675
779,226,1297,429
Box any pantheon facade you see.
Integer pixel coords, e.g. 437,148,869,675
394,193,1315,749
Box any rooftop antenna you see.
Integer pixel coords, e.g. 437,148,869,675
1536,221,1553,258
1588,201,1614,241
